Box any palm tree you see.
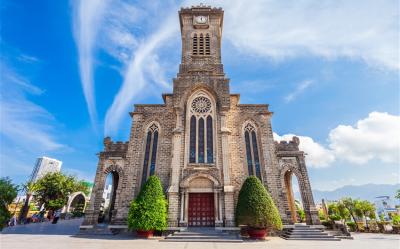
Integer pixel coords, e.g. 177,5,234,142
18,181,36,223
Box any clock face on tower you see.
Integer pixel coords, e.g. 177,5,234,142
195,16,208,24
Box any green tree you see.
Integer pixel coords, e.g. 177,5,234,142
0,177,19,230
127,176,167,231
395,189,400,200
236,176,282,230
34,172,89,211
328,201,350,223
341,197,359,223
355,200,376,230
295,200,305,222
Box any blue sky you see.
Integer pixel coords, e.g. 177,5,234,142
1,0,399,192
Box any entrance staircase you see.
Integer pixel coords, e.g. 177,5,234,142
281,224,340,241
163,228,243,242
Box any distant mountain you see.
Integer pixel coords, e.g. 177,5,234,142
309,184,400,203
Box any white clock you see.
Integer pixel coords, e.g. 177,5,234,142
195,16,208,24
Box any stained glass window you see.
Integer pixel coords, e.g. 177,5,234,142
206,116,213,163
251,131,261,180
141,131,152,186
244,131,253,175
198,117,205,163
141,124,159,186
244,123,262,180
189,116,196,163
189,95,214,165
149,130,158,176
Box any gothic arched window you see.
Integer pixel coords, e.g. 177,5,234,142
188,94,214,164
244,123,262,180
141,123,159,185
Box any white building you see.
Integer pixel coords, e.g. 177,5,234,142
375,196,397,221
102,184,112,210
29,156,62,182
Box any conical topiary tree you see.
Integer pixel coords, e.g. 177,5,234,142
236,176,283,230
127,176,167,233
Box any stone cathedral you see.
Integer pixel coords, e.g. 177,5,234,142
82,5,320,230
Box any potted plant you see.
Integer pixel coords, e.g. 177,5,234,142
236,176,283,239
127,176,167,238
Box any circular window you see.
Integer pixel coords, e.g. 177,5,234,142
191,96,211,113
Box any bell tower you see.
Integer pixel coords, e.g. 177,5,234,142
178,4,224,76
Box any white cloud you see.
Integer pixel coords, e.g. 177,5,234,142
104,16,178,135
275,112,400,168
0,62,67,154
274,133,335,168
100,2,179,135
285,79,314,103
200,0,399,70
74,1,398,135
72,0,109,126
329,112,400,164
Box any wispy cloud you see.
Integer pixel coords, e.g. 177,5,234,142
218,0,399,70
72,0,110,127
73,0,399,135
104,16,178,135
72,1,179,135
0,61,67,154
284,79,314,103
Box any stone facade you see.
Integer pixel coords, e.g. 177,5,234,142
82,5,320,229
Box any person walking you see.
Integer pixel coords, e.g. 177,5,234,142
52,209,61,224
8,214,17,226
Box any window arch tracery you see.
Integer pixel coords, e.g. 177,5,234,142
244,122,262,180
188,93,214,164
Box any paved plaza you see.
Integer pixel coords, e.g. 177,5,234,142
1,219,399,249
1,233,399,249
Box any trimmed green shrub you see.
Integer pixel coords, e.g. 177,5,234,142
127,176,167,231
236,176,282,230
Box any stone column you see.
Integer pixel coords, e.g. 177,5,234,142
82,159,105,226
168,108,183,227
298,155,320,225
179,191,185,223
184,191,189,224
220,111,235,226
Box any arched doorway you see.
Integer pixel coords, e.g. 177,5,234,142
180,174,222,227
98,171,119,224
284,169,305,224
67,192,86,215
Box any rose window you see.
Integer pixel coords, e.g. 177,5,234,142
191,96,211,113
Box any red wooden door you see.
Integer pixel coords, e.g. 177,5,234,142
188,193,215,227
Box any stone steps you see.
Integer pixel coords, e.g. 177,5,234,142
78,225,116,236
162,228,243,242
281,224,340,241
